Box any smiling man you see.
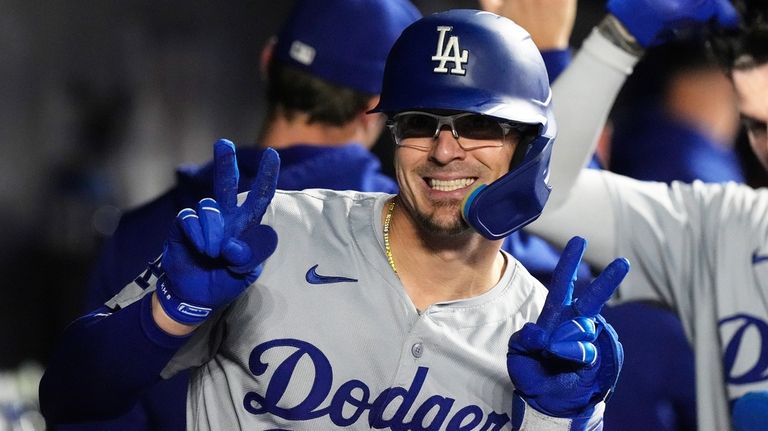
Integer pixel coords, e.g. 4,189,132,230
389,112,522,235
41,10,630,431
379,110,528,308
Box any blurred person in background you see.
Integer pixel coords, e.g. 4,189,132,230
600,35,744,431
607,37,743,183
486,1,702,429
527,0,768,429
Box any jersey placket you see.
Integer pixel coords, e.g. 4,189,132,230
377,310,439,420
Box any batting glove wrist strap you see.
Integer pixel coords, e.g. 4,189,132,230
156,273,212,325
597,15,644,57
511,393,595,431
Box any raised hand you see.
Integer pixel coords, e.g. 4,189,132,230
479,0,577,50
507,236,630,424
157,139,279,326
607,0,740,47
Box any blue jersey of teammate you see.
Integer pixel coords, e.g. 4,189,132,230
611,103,744,185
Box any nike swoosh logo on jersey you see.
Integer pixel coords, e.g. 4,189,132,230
305,264,358,284
752,252,768,265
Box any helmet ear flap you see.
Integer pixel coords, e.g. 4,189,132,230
462,135,554,240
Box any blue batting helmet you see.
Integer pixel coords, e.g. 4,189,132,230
370,9,556,240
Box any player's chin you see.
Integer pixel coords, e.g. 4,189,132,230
416,206,470,236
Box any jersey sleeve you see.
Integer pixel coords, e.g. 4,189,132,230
545,28,639,210
600,172,702,305
529,168,742,307
604,175,766,306
527,29,640,262
39,294,191,424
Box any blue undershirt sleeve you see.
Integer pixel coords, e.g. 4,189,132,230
541,49,573,83
39,294,190,424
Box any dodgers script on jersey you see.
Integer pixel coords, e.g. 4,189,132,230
109,190,558,430
597,171,768,431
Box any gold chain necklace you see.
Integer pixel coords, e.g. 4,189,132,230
383,199,397,274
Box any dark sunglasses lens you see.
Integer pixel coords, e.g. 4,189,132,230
454,115,504,140
397,114,438,139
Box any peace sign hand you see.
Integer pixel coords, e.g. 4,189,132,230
157,139,279,326
507,236,629,425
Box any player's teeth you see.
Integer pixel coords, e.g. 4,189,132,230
429,178,475,191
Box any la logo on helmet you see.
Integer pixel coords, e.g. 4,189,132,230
431,26,468,75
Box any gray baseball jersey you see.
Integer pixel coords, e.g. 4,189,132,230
531,29,768,431
108,189,602,430
603,172,768,431
532,168,768,431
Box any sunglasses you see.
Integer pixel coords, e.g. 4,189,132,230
387,111,529,151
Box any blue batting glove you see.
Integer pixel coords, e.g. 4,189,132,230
157,139,279,325
607,0,740,47
507,237,630,428
732,391,768,431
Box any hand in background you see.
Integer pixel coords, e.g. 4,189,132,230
479,0,577,50
606,0,739,47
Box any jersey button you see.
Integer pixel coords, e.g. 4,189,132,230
411,342,424,358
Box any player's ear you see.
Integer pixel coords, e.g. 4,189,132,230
362,96,385,126
260,36,277,80
358,95,386,133
355,96,386,149
366,95,380,111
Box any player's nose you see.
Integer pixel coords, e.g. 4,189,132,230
429,129,466,164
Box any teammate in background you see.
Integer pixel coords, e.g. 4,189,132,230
526,0,768,430
41,10,631,430
608,37,743,183
600,35,744,431
72,0,420,429
483,2,700,429
479,0,576,81
602,40,743,429
84,0,419,312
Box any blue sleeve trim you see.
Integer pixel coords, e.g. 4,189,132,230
541,49,572,83
40,295,190,424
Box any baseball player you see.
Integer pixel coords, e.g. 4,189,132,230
526,0,768,430
41,10,631,430
73,1,421,430
74,2,602,429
